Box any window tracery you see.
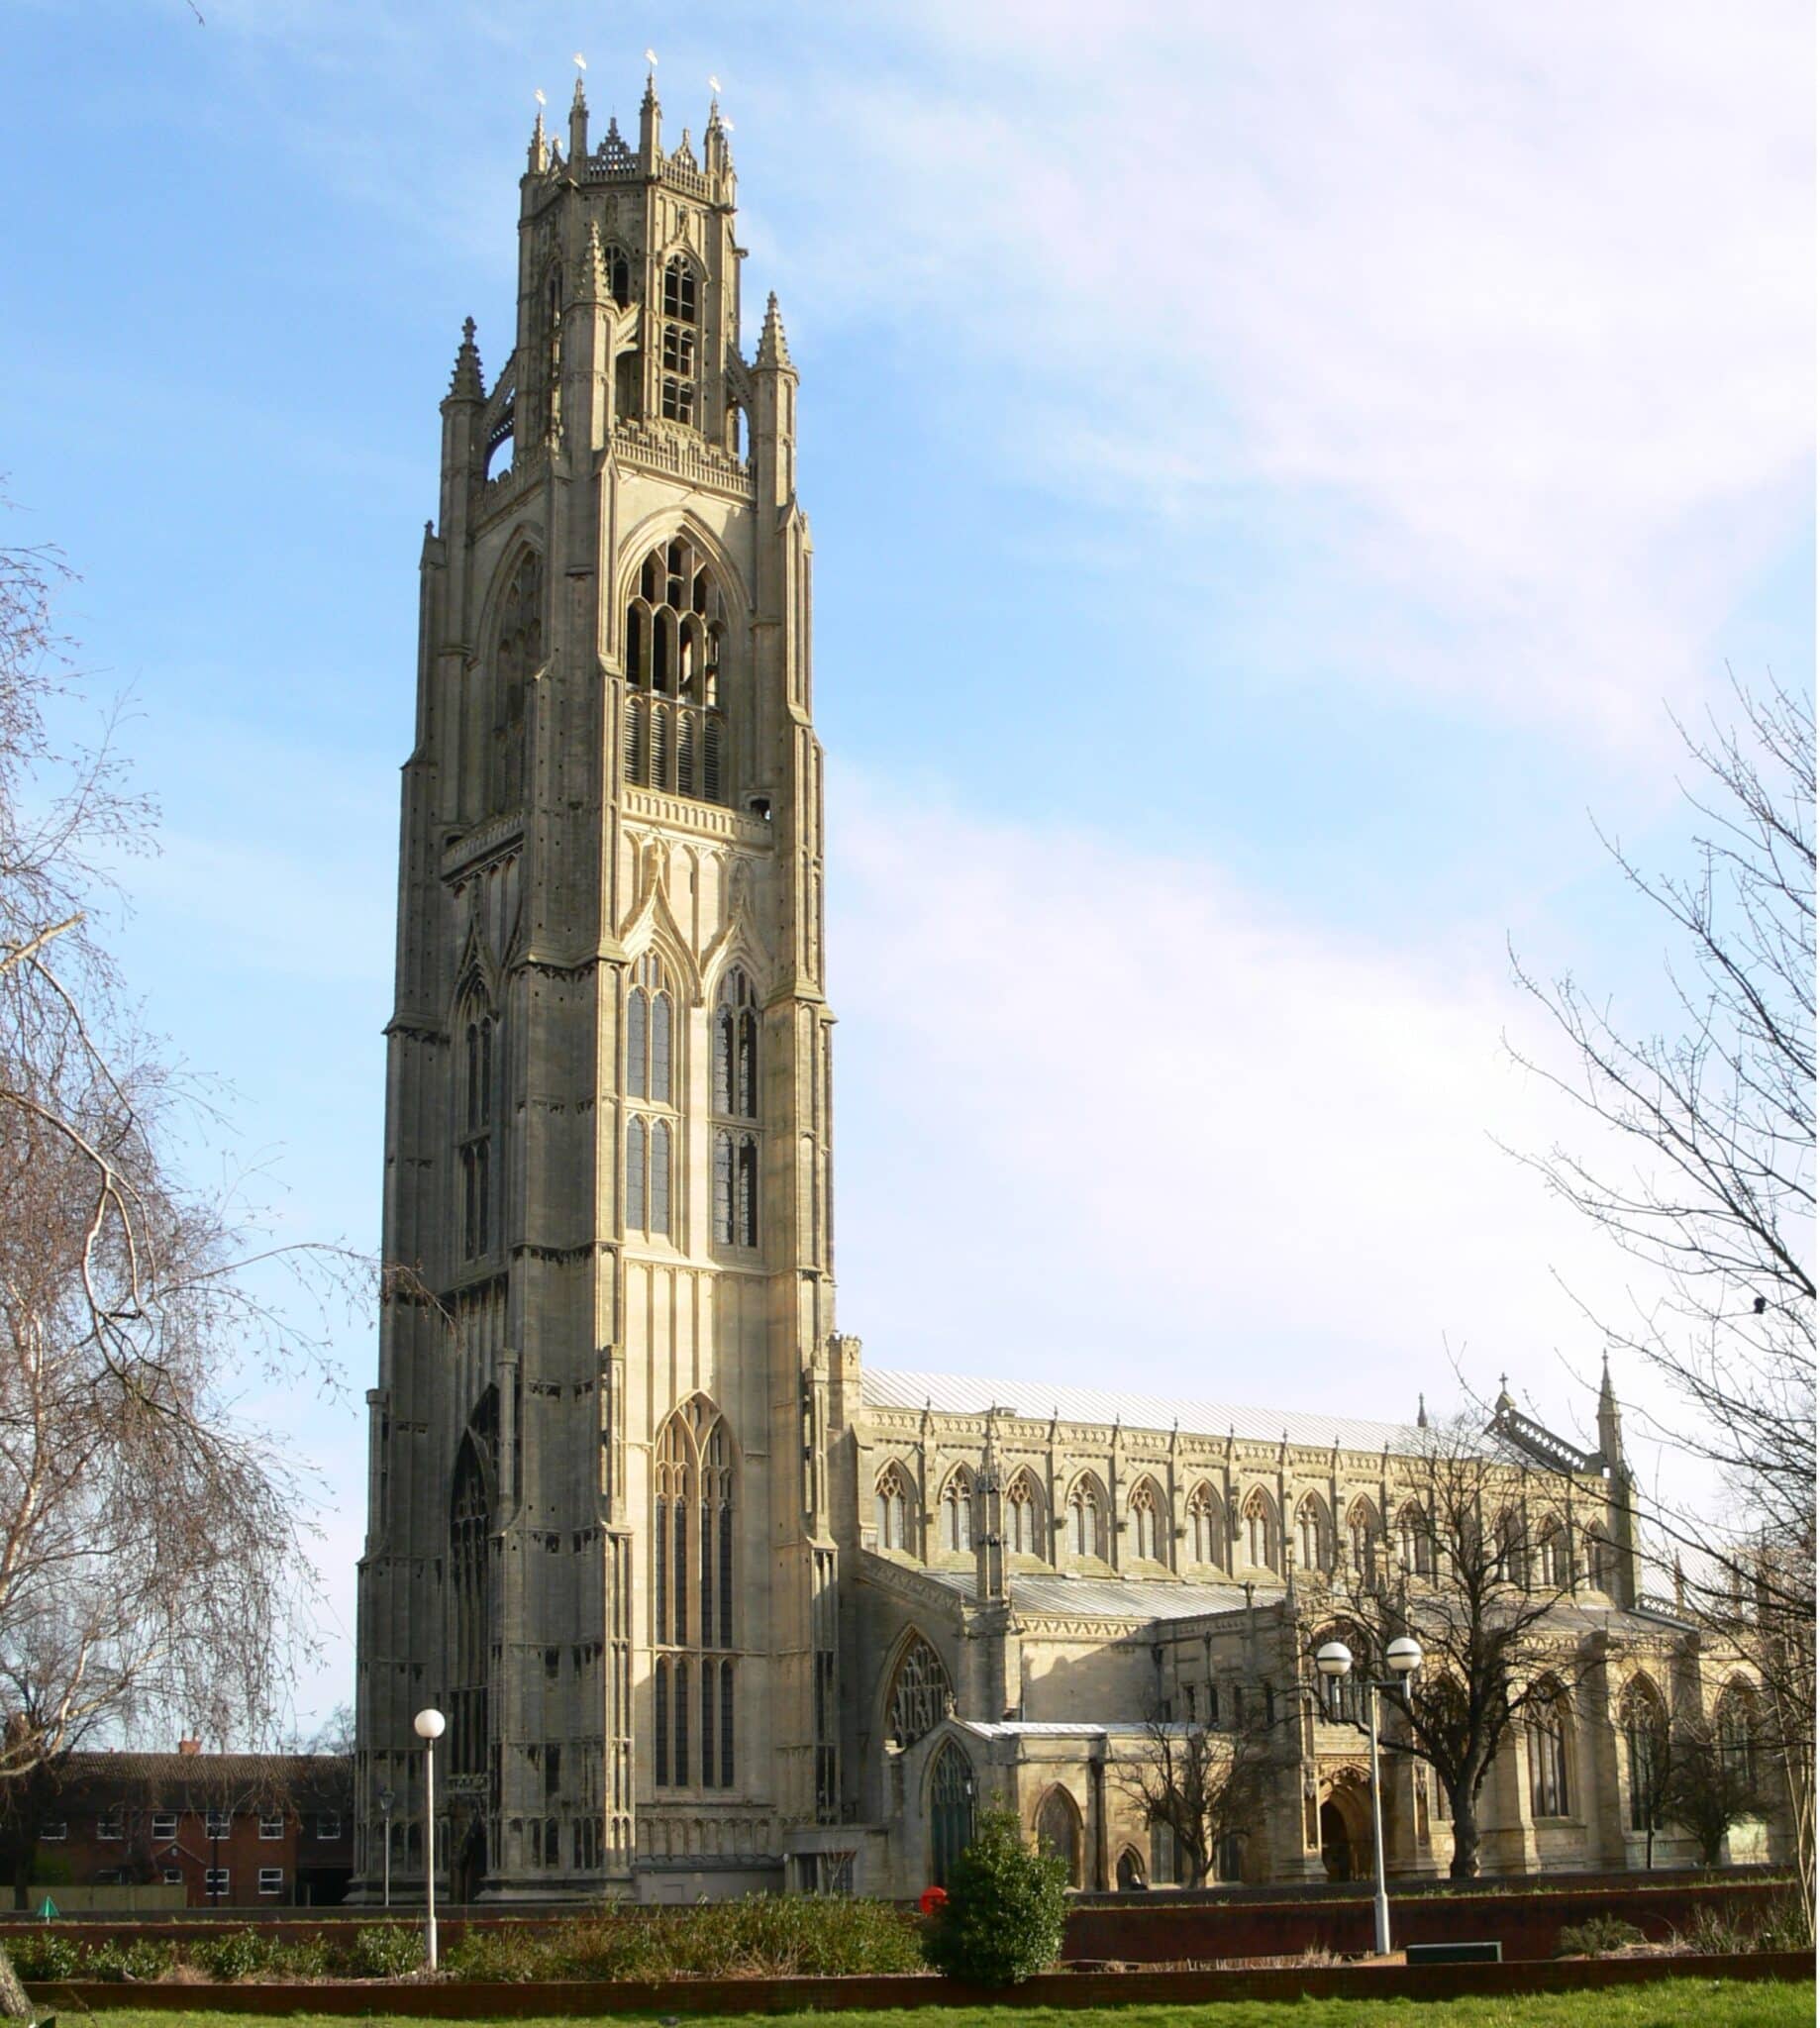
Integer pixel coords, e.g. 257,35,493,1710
457,990,496,1263
1528,1678,1570,1818
659,255,699,425
1186,1483,1224,1569
1536,1518,1568,1588
1295,1493,1330,1574
713,968,759,1117
1068,1475,1107,1561
653,1396,737,1791
939,1470,973,1554
488,551,544,815
1004,1470,1043,1557
1346,1497,1379,1575
1397,1501,1434,1578
885,1634,951,1749
1716,1680,1759,1786
1242,1488,1277,1572
450,1437,490,1778
1128,1478,1163,1563
1620,1675,1667,1832
624,954,674,1239
875,1464,915,1554
623,534,728,803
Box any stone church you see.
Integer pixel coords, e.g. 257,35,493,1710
353,71,1781,1904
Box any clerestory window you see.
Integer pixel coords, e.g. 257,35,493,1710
624,535,727,803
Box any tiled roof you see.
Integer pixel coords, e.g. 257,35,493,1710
862,1368,1431,1455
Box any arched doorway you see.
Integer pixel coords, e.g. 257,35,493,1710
1116,1846,1147,1890
928,1742,975,1887
1320,1773,1371,1882
452,1812,487,1905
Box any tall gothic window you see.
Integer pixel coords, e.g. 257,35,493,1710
1068,1476,1106,1561
1536,1518,1568,1588
659,256,699,424
1243,1488,1277,1572
1528,1680,1570,1818
713,968,759,1116
1717,1681,1759,1787
1347,1497,1379,1576
450,1438,490,1779
928,1742,974,1888
713,1129,759,1249
885,1633,952,1749
939,1470,973,1554
1398,1502,1434,1578
625,954,674,1240
875,1464,915,1554
1493,1508,1526,1585
624,535,727,803
1005,1471,1042,1557
603,241,632,307
488,550,544,814
1295,1493,1329,1574
1128,1478,1163,1563
1035,1787,1084,1888
457,993,496,1262
1621,1675,1668,1833
653,1397,738,1791
1187,1484,1224,1569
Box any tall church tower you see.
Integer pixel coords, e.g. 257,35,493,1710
354,70,842,1902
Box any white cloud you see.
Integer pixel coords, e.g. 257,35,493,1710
790,2,1812,745
828,764,1671,1440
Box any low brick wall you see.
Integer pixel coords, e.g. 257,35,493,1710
25,1950,1814,2016
1062,1874,1795,1964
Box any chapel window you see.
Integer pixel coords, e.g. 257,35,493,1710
1242,1488,1277,1572
450,1437,491,1778
1717,1682,1759,1787
885,1633,952,1749
1620,1675,1668,1832
457,992,497,1263
487,550,544,815
875,1464,915,1554
1397,1502,1434,1578
1347,1497,1379,1576
625,954,675,1240
1295,1493,1329,1574
1187,1484,1224,1569
1068,1477,1106,1561
1527,1681,1570,1818
1005,1472,1042,1557
1536,1519,1568,1589
1128,1479,1163,1563
713,968,760,1117
940,1470,973,1554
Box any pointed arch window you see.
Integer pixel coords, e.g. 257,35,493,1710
1398,1502,1434,1578
450,1438,491,1779
713,968,759,1118
654,1397,738,1791
1005,1471,1042,1557
457,992,497,1263
1242,1489,1277,1572
1295,1494,1330,1575
1128,1479,1163,1564
1528,1679,1570,1818
660,257,700,425
623,534,727,801
1035,1786,1083,1888
1347,1498,1379,1576
714,1129,760,1249
626,954,675,1241
1716,1681,1759,1787
940,1470,974,1554
1620,1675,1668,1832
1187,1484,1224,1569
1068,1477,1105,1561
875,1464,915,1554
885,1633,952,1749
928,1742,974,1887
1536,1518,1568,1588
1493,1508,1526,1585
488,551,544,815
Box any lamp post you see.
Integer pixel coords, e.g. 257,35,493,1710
412,1709,446,1971
1315,1636,1423,1957
377,1787,395,1910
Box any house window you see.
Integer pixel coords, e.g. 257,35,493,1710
205,1810,231,1839
205,1868,230,1896
97,1812,123,1841
257,1814,284,1840
258,1868,283,1895
315,1814,342,1841
161,1867,183,1884
151,1812,178,1841
39,1822,65,1842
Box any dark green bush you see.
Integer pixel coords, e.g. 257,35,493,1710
4,1932,79,1981
346,1921,426,1977
72,1935,177,1981
921,1808,1069,1987
443,1924,552,1982
1556,1913,1645,1957
263,1933,333,1978
192,1926,274,1980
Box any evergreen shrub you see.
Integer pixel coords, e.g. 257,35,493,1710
920,1808,1068,1987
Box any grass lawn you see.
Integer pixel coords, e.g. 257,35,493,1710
77,1977,1817,2028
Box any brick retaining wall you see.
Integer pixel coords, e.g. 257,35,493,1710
25,1950,1815,2016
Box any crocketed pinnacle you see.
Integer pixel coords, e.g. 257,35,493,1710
528,109,548,174
449,317,484,401
757,292,792,368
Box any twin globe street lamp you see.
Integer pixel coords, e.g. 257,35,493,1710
1314,1635,1423,1957
413,1708,447,1971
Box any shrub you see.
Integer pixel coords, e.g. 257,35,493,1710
1556,1913,1645,1957
347,1921,426,1977
76,1935,177,1981
192,1927,274,1980
263,1934,333,1978
4,1932,79,1981
921,1808,1069,1987
444,1925,552,1982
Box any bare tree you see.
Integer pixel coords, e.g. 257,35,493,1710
1111,1705,1279,1889
1506,672,1815,1915
0,502,341,1797
1662,1711,1764,1868
1332,1414,1599,1879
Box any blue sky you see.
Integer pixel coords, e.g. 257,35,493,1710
2,0,1812,1729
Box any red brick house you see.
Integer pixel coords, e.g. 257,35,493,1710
41,1745,353,1908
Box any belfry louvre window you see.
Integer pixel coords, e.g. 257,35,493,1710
659,255,699,425
624,535,727,802
653,1396,738,1791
